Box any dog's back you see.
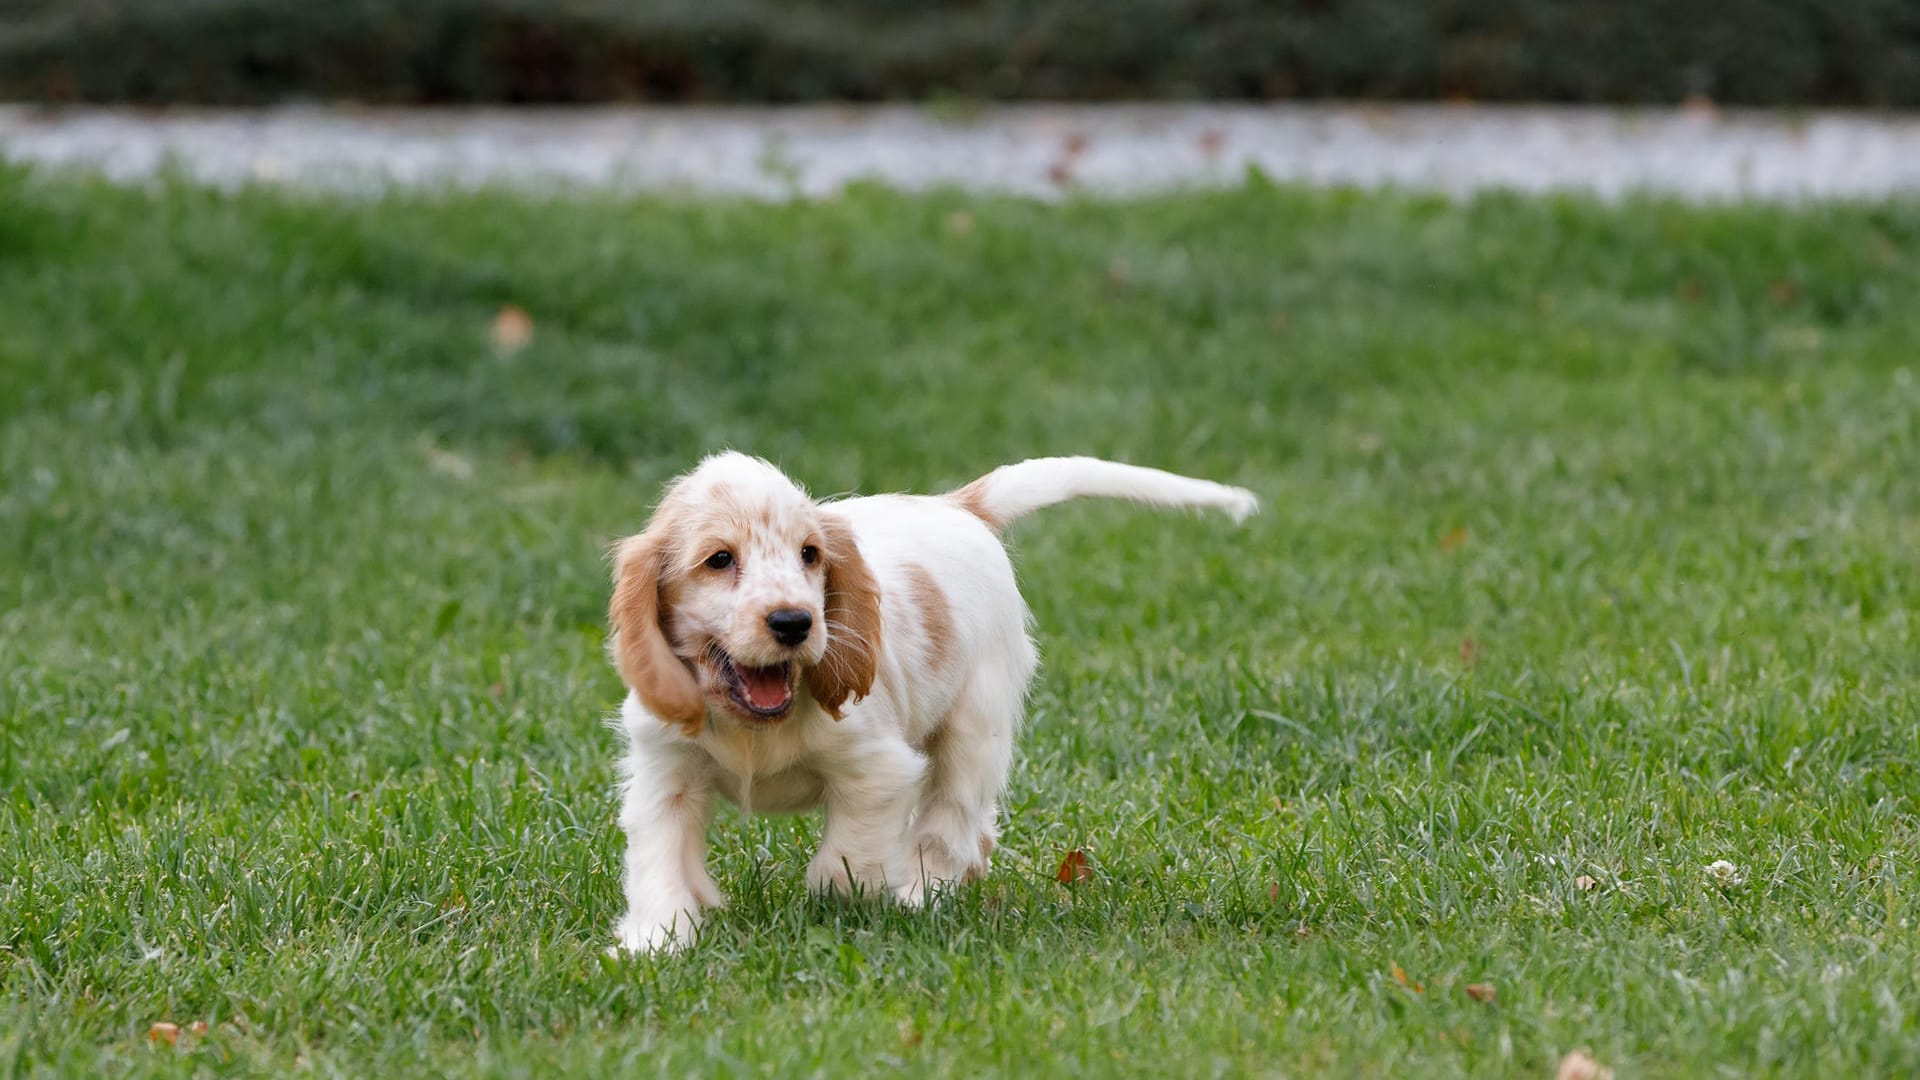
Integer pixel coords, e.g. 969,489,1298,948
823,493,1036,746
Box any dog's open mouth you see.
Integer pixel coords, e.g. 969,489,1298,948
713,650,795,719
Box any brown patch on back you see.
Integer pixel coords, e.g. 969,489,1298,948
903,563,957,679
950,476,1004,534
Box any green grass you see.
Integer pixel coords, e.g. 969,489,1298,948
2,164,1918,1077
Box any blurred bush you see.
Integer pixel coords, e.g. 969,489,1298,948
3,0,1917,106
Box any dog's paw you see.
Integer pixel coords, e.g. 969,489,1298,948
806,849,897,902
895,833,990,907
609,912,699,957
805,849,856,899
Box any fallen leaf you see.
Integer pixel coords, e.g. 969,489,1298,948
490,304,534,351
1459,637,1481,666
1574,874,1598,892
1440,525,1468,551
148,1022,181,1046
1680,93,1719,117
1556,1049,1614,1080
1391,964,1424,994
1267,882,1281,902
1055,849,1092,884
1464,982,1496,1003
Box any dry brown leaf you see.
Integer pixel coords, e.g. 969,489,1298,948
1459,637,1482,666
1440,526,1469,551
1267,882,1281,902
1390,964,1424,994
1574,875,1598,892
1464,982,1496,1003
1055,849,1092,884
1680,93,1719,117
148,1022,181,1046
1556,1049,1614,1080
490,305,534,351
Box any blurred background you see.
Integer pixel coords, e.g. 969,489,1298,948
2,0,1917,107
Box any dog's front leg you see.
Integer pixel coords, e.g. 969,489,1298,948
612,741,720,955
807,738,926,903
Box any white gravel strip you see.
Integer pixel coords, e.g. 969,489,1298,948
4,103,1919,201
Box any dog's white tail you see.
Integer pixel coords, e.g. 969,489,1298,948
950,456,1258,533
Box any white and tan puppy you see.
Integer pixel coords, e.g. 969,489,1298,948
607,453,1256,954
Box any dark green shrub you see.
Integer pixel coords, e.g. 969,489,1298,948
3,0,1917,105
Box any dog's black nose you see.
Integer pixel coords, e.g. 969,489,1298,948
766,608,813,646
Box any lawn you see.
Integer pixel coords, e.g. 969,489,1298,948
1,164,1917,1077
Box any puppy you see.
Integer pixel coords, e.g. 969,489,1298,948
608,453,1256,953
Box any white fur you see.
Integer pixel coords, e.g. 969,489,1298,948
609,453,1256,954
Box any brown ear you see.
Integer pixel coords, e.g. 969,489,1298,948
609,526,706,735
806,512,883,719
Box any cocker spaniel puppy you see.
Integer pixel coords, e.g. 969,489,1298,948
608,453,1256,953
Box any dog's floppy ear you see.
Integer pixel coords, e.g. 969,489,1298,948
806,511,882,719
609,523,706,735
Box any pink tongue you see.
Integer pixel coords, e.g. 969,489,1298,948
739,665,790,709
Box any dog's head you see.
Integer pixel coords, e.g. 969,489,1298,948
608,453,881,734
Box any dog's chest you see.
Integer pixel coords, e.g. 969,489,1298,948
714,764,825,815
701,723,827,815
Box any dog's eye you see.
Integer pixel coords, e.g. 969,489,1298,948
704,551,734,571
800,544,819,566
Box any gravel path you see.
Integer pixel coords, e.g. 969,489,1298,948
4,103,1919,201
